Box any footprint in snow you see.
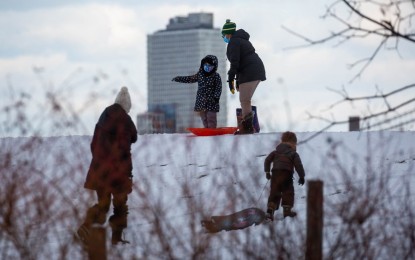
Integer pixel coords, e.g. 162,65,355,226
395,160,407,164
329,190,343,196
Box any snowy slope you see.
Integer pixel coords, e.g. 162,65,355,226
1,131,414,259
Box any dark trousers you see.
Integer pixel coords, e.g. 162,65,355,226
84,189,129,230
199,111,217,128
267,170,294,211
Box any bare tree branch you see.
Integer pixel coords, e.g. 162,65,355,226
284,0,415,81
325,83,415,109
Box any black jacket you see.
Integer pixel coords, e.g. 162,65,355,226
173,55,222,112
226,29,266,84
264,143,305,178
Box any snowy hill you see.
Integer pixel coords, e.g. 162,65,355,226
1,131,414,259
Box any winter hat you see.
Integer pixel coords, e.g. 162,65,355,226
114,86,132,113
221,19,236,35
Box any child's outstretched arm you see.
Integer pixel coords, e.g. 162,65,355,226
172,74,198,83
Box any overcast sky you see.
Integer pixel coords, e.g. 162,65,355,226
1,0,414,136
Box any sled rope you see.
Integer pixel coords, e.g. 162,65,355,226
256,180,269,206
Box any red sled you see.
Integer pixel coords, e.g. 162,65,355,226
187,127,238,136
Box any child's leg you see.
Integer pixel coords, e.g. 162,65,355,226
267,171,284,211
77,189,111,243
109,192,129,244
281,184,295,209
199,111,208,128
109,192,128,229
281,180,297,217
206,111,217,128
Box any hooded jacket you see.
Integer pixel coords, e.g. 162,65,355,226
84,103,137,194
173,55,222,112
264,143,305,179
226,29,266,84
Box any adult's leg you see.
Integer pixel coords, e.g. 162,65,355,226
239,80,260,117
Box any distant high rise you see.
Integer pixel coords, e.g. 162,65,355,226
146,12,227,133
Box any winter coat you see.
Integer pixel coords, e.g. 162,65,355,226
173,55,222,112
226,29,266,84
84,103,137,194
264,143,305,179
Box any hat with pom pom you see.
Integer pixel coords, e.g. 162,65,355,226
221,19,236,35
114,86,132,113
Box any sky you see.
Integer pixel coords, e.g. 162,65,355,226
1,0,414,136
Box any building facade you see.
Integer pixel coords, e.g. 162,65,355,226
146,12,227,133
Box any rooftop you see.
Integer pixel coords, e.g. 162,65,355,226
164,12,214,31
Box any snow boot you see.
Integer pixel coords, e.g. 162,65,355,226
235,111,255,135
85,204,107,225
109,206,129,245
76,223,91,247
111,228,130,245
265,208,274,222
283,206,297,218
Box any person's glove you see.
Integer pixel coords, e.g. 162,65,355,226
266,172,271,180
235,79,240,92
298,177,305,186
228,78,235,94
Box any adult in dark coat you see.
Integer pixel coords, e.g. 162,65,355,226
222,19,266,134
77,86,137,245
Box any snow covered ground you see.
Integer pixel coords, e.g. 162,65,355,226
1,131,414,259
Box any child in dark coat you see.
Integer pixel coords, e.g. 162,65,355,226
172,55,222,128
264,131,305,221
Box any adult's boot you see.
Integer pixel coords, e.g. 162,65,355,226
235,111,255,135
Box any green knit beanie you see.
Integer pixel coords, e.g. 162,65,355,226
221,19,236,35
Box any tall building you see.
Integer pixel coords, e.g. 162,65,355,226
146,12,227,133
